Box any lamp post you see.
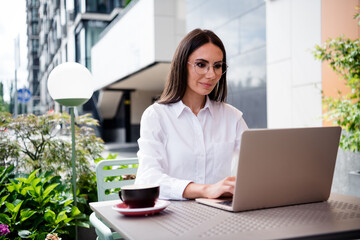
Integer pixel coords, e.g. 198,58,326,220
47,62,93,239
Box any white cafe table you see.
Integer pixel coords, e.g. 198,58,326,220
90,193,360,240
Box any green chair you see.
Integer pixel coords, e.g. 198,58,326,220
90,158,138,240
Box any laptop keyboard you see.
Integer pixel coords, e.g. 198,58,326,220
218,200,233,206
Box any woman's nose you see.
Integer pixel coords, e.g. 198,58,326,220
205,66,216,78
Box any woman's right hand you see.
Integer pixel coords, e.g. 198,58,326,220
183,176,236,199
203,176,235,199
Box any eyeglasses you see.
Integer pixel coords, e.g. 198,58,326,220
188,61,228,76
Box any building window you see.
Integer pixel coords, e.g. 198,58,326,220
75,28,86,66
75,21,107,69
75,0,125,14
32,39,39,54
31,8,38,21
31,0,38,7
32,22,39,35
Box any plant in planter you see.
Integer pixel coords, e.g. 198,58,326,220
0,111,105,236
0,111,104,175
313,29,360,154
313,11,360,197
0,165,88,240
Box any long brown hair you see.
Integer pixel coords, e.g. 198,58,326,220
158,29,227,104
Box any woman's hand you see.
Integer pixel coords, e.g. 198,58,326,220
203,176,235,199
183,176,236,199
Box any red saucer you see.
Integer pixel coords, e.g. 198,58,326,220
112,200,170,216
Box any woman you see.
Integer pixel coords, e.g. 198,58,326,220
135,29,248,200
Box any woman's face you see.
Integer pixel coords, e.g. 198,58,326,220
186,42,224,99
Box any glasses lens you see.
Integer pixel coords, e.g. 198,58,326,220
213,63,224,75
193,62,227,75
194,62,208,75
221,63,228,76
194,62,227,75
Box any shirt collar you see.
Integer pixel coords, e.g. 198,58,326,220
173,96,214,118
203,96,214,117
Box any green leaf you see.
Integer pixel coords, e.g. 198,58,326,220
0,165,14,186
76,221,90,228
55,210,68,224
13,200,23,214
25,169,40,184
43,183,59,199
20,186,33,196
63,199,73,207
7,180,22,193
31,178,41,188
16,177,28,183
34,185,41,198
44,209,56,223
0,213,11,224
71,206,81,216
0,194,9,206
75,213,87,220
5,202,15,212
20,209,36,222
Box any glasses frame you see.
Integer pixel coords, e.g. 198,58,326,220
187,61,228,76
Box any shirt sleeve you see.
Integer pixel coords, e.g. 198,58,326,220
135,106,192,200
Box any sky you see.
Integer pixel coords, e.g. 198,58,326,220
0,0,28,102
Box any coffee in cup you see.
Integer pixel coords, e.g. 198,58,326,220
119,184,159,208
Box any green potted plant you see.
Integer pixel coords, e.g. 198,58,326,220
0,165,88,239
0,111,105,238
313,11,360,196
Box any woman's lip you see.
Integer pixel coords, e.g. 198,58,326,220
200,82,212,88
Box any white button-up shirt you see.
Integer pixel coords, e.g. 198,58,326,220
135,97,248,200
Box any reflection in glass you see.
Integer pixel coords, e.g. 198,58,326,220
228,48,266,89
227,48,267,128
228,0,264,20
86,22,107,69
186,0,267,128
239,5,266,53
186,0,229,30
75,0,126,14
216,20,241,58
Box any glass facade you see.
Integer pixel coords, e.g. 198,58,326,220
74,1,127,70
75,21,108,69
75,0,127,14
26,0,41,114
25,0,129,115
186,0,267,128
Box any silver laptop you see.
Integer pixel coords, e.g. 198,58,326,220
196,126,341,212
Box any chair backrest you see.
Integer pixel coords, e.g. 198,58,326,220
96,158,139,201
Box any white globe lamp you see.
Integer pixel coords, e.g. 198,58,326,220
47,62,93,240
47,62,93,106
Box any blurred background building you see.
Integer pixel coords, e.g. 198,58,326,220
25,0,359,144
26,0,40,114
26,0,128,116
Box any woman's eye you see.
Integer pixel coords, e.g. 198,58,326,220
195,62,207,68
214,63,223,69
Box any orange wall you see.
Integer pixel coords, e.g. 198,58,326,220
321,0,360,125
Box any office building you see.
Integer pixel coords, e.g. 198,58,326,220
26,0,41,114
26,0,357,143
25,0,127,115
